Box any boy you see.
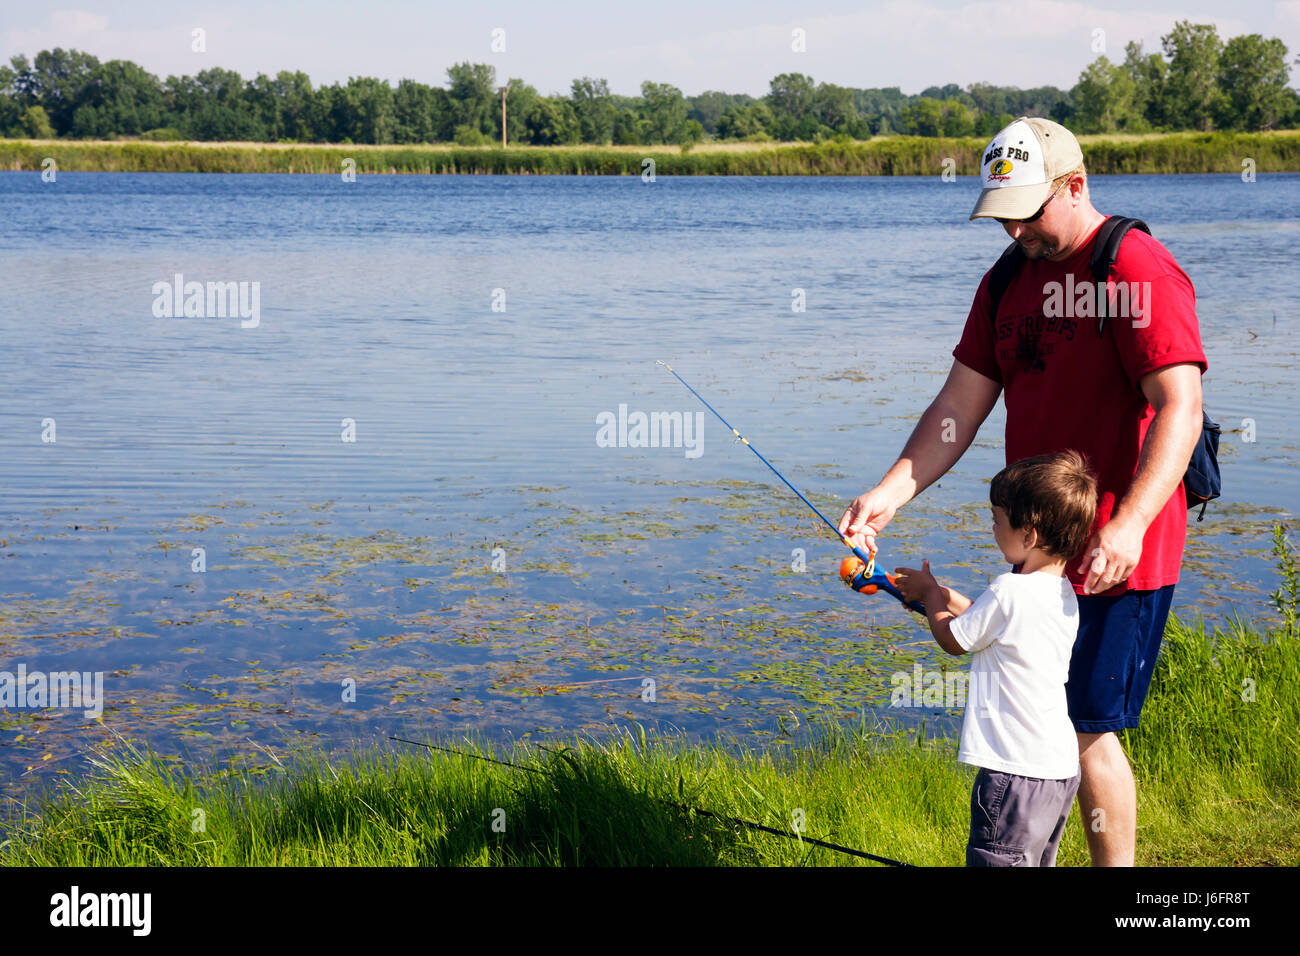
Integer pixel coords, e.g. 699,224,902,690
894,450,1098,867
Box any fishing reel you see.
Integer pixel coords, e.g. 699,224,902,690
839,554,926,615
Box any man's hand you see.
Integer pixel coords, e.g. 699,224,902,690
1077,362,1202,595
1078,516,1145,594
894,559,941,606
837,489,898,555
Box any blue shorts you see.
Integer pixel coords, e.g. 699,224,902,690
1066,585,1175,734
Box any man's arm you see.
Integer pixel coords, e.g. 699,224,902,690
838,359,1001,552
1079,362,1204,594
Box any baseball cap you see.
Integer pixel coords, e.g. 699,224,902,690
969,116,1084,221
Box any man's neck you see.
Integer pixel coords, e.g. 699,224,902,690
1048,206,1107,262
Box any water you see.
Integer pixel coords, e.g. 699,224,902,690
1,172,1296,795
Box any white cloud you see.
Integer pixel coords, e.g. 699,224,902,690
48,10,109,34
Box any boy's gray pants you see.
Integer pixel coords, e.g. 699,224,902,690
966,767,1081,867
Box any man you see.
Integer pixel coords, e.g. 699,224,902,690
838,116,1206,866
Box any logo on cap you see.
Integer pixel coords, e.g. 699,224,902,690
989,159,1014,178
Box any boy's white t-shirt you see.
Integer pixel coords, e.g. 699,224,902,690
947,570,1080,780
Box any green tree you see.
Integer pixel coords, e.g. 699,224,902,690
900,97,944,136
921,83,966,102
570,76,615,143
17,104,56,137
523,96,580,145
446,62,496,134
68,59,166,137
1162,20,1225,130
272,70,316,141
1122,41,1166,130
687,90,753,135
311,83,348,141
24,48,101,134
244,73,284,139
975,110,1016,138
716,101,774,139
243,71,319,141
853,86,907,135
766,72,815,138
1070,56,1138,132
813,82,857,132
0,60,22,134
940,99,976,136
166,68,261,140
639,80,687,143
498,79,539,145
1217,34,1292,130
347,76,395,143
612,109,642,144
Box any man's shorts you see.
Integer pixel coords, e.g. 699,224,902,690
1067,584,1176,734
966,768,1080,867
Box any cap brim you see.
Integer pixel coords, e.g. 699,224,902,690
969,181,1054,221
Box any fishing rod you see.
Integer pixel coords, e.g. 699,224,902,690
656,361,924,614
389,735,912,867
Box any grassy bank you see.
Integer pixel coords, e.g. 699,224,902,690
3,131,1299,175
2,530,1296,866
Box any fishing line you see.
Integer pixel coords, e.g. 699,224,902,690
388,735,912,867
657,360,924,613
657,361,874,569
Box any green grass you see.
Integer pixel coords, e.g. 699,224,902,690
3,531,1297,866
3,131,1299,174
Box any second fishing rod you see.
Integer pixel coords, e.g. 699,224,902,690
657,361,924,615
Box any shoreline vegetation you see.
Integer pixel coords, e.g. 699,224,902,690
2,529,1296,867
4,131,1300,175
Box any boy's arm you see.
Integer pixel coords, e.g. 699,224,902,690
922,584,966,656
939,585,973,616
894,560,971,656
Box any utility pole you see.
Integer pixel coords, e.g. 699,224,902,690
500,85,511,147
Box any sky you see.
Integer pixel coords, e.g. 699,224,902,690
1,1,1297,97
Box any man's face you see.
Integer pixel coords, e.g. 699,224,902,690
1000,176,1080,260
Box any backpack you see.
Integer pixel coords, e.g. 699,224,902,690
984,216,1222,522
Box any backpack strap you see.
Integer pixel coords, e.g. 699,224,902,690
1090,216,1151,334
985,240,1025,321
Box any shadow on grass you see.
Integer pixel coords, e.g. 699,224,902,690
258,746,767,866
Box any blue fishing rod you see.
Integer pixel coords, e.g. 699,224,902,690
657,361,924,615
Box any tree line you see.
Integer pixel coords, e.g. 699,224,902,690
1,20,1293,145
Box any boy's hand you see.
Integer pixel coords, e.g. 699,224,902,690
894,559,940,605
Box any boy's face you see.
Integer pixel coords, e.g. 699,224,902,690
991,505,1035,564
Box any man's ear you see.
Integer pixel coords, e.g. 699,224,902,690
1068,173,1086,203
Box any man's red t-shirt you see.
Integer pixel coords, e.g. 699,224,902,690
953,217,1208,595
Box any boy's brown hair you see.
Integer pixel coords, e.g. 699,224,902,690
989,450,1097,560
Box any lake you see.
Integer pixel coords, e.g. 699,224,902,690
1,171,1296,796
